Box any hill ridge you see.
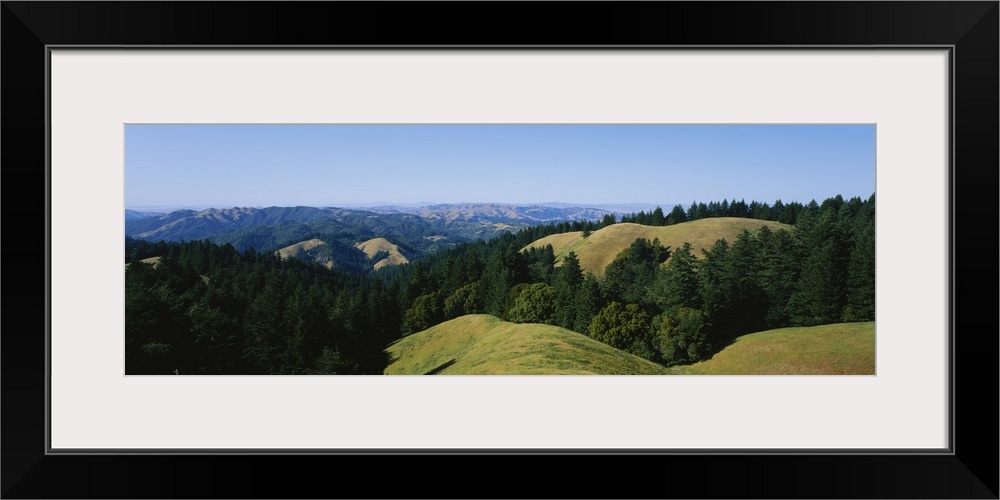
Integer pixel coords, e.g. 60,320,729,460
673,322,875,375
355,237,410,269
523,218,794,276
385,314,670,375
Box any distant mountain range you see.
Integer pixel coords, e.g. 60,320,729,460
363,203,613,224
528,202,664,213
124,209,165,221
124,203,620,259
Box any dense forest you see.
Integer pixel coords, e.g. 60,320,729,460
125,194,875,374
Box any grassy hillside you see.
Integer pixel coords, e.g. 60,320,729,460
387,317,874,375
385,314,670,375
124,256,162,269
140,256,161,267
355,237,409,270
523,218,793,276
277,238,326,259
673,322,875,375
276,239,334,270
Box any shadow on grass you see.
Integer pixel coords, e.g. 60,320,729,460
667,336,739,370
424,358,456,375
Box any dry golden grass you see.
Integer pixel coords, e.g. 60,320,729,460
125,256,162,270
276,238,327,260
355,237,409,270
523,218,794,276
672,322,875,375
385,314,670,375
140,256,161,267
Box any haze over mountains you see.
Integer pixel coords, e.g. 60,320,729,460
125,192,877,376
362,203,614,224
125,202,625,272
125,209,166,221
125,202,620,249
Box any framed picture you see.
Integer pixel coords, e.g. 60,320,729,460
3,2,996,498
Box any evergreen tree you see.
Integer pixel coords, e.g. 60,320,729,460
307,347,357,375
651,241,700,311
481,250,516,317
525,244,556,284
187,301,240,374
786,208,851,325
572,273,604,334
243,281,286,374
666,204,688,225
602,238,670,306
553,251,584,329
601,213,617,227
406,262,429,303
756,227,801,328
698,239,731,343
651,206,667,226
844,198,875,321
686,202,699,222
724,229,768,335
771,199,786,223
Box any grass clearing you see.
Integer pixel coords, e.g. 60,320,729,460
523,218,793,276
277,238,326,260
355,237,409,269
672,322,875,375
385,314,670,375
126,256,162,270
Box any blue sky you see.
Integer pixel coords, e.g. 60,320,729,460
125,124,875,210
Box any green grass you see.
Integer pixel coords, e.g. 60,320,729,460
672,322,875,375
384,314,670,375
386,316,875,375
523,218,793,276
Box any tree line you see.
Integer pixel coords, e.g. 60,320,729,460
620,198,806,226
125,193,874,374
391,193,874,367
125,239,401,374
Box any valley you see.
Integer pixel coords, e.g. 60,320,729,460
125,194,876,376
386,315,875,375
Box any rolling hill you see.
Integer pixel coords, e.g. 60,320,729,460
355,238,410,270
124,203,614,256
384,314,670,375
276,239,334,269
522,218,794,276
124,256,162,270
672,322,875,375
276,237,411,271
125,206,335,242
386,316,875,375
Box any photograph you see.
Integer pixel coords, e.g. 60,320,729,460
125,124,876,376
4,0,994,496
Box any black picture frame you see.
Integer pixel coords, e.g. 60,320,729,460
3,2,996,498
